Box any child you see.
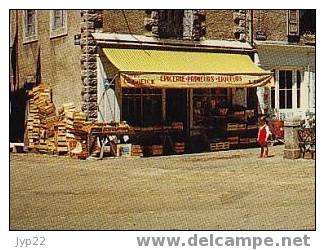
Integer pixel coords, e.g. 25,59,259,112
258,117,272,158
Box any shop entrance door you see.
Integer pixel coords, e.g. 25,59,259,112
166,89,189,137
247,87,258,111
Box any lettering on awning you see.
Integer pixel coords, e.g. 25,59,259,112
120,73,274,88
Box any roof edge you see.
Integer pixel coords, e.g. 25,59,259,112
93,32,254,52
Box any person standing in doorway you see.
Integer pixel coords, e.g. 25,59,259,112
258,116,272,158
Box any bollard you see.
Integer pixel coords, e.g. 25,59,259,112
283,117,301,159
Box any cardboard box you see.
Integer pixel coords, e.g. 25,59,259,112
113,144,132,157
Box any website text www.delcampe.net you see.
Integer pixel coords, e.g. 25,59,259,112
137,234,311,249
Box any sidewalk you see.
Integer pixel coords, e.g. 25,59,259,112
10,145,315,230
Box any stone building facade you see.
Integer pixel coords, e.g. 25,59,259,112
10,10,316,141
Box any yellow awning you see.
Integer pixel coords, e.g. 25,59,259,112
102,48,274,88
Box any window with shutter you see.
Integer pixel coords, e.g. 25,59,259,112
288,10,299,36
158,10,184,39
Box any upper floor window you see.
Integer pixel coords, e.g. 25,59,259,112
300,10,316,45
50,10,67,38
300,10,316,35
287,10,300,42
158,10,184,39
23,10,38,43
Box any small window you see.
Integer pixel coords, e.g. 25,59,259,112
23,10,38,43
50,10,67,38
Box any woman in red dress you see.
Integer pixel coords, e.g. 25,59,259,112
258,117,272,158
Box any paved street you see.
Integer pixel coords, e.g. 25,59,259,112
10,145,315,230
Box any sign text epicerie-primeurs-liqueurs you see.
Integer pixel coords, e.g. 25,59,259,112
120,73,273,88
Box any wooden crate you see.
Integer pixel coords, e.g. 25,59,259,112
131,145,143,157
247,124,258,130
233,111,245,116
174,142,185,154
227,123,246,131
210,142,230,151
171,122,184,130
227,136,239,145
148,145,163,156
237,124,246,130
249,138,257,143
239,138,250,144
227,123,238,131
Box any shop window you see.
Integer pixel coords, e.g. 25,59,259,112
122,88,162,127
279,70,293,109
23,10,38,43
158,10,184,39
297,70,301,108
193,88,229,127
50,10,67,38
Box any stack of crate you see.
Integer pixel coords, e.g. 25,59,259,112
24,84,91,157
73,112,87,130
46,136,56,154
26,99,40,151
55,122,68,154
68,111,88,158
59,103,76,155
26,84,54,151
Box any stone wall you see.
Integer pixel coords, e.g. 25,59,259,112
205,10,235,40
100,10,289,42
102,10,146,35
253,10,288,42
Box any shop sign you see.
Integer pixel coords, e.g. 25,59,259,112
120,73,274,89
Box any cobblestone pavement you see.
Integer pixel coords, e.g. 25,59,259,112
10,145,315,230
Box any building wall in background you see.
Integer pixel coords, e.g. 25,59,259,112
10,10,83,110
